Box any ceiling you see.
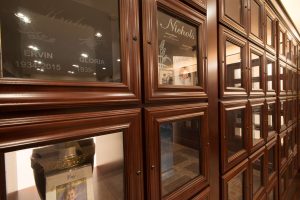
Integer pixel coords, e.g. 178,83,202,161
280,0,300,34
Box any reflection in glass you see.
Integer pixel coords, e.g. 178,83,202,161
226,41,243,88
228,172,244,200
251,53,262,90
286,39,291,60
266,17,273,46
279,65,286,92
0,0,121,82
266,60,274,91
280,137,286,161
252,156,263,196
5,132,124,200
226,109,244,159
160,118,201,196
280,101,286,128
267,103,276,137
268,189,275,200
251,0,260,37
268,147,275,177
252,106,263,145
157,10,199,86
225,0,242,24
279,31,284,55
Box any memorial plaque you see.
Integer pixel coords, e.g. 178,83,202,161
157,10,199,86
0,0,121,82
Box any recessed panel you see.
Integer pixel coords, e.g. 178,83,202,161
266,16,273,46
224,0,242,24
0,0,121,82
250,0,261,38
157,10,199,86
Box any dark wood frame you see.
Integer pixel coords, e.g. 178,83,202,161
0,0,141,111
219,26,248,98
249,146,266,200
181,0,207,13
264,3,277,55
266,177,278,200
218,0,248,37
277,61,287,96
145,103,209,200
248,98,265,153
0,108,144,200
220,100,248,172
266,137,278,183
265,53,277,96
277,22,287,62
142,0,207,103
266,98,277,142
222,159,249,200
248,0,265,47
248,44,265,96
191,187,210,200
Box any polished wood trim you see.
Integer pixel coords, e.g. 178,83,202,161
143,0,207,103
0,0,141,111
219,26,248,98
191,187,210,200
181,0,207,13
145,103,209,200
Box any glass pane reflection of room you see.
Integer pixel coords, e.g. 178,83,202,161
160,118,202,197
0,0,121,82
5,132,124,200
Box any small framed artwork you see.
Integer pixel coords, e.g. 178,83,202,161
46,164,94,200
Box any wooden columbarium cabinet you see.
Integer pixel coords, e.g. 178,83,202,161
0,0,299,199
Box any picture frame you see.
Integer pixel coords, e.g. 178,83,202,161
46,164,94,200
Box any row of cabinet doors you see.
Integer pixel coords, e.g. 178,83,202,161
0,0,209,111
0,103,210,200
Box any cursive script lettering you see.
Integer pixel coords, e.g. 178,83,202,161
160,18,195,40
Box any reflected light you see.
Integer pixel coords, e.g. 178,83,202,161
72,64,79,68
81,53,88,58
36,68,40,71
40,69,44,72
68,71,75,74
15,12,31,24
102,67,106,70
95,32,102,38
93,72,96,75
117,59,121,62
34,60,42,64
28,45,39,51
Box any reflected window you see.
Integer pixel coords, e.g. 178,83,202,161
157,10,199,87
252,156,264,196
279,65,286,92
226,41,243,88
280,101,286,128
286,39,291,60
228,172,245,200
266,60,274,91
225,0,242,24
251,53,262,90
252,106,263,145
251,0,261,38
0,0,121,82
266,16,273,46
226,109,245,159
159,118,201,197
5,133,125,200
279,31,284,55
267,103,276,137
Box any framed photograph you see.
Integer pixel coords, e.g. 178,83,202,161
46,164,94,200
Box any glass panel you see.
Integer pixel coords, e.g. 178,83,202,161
266,60,274,91
228,172,244,200
157,10,199,86
251,0,261,37
280,137,286,160
5,132,124,200
268,188,275,200
286,39,291,60
226,41,243,88
280,172,286,195
268,147,275,177
252,105,263,145
160,118,201,197
288,131,293,155
280,31,284,55
280,101,286,128
266,16,273,46
279,65,286,92
251,53,262,90
226,109,245,158
267,103,276,137
0,0,121,82
252,156,263,196
225,0,242,24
